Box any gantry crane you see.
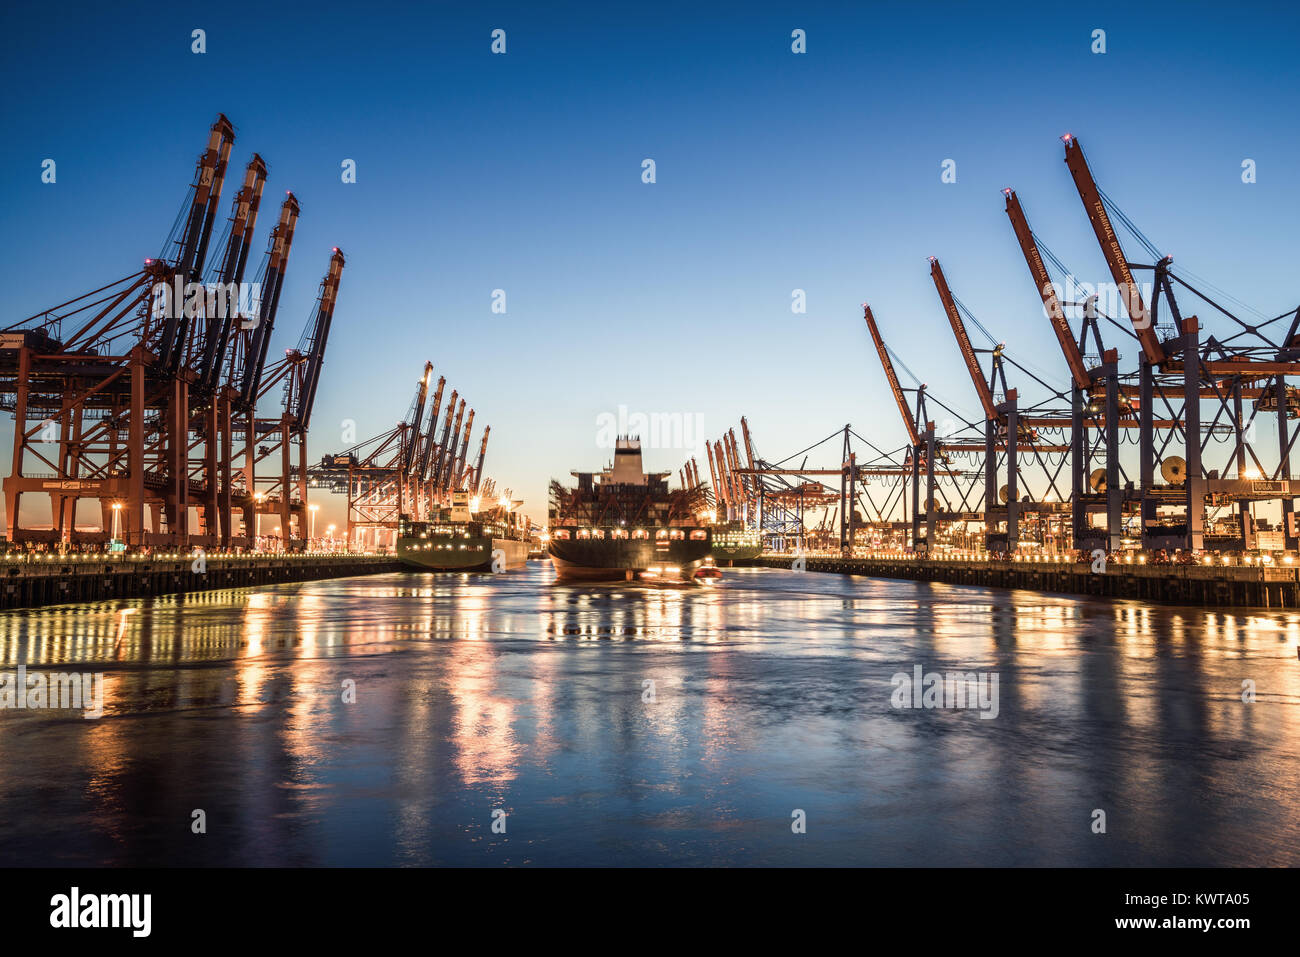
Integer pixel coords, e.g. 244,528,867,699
928,255,1063,553
310,363,492,549
412,375,445,517
1060,135,1207,550
1003,186,1124,551
2,114,344,552
234,248,345,547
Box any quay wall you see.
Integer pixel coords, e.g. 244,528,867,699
753,554,1300,609
0,553,402,611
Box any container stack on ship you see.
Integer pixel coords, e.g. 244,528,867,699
548,437,713,582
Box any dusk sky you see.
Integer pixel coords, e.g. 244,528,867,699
3,0,1297,527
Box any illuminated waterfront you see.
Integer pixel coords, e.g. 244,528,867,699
0,566,1297,866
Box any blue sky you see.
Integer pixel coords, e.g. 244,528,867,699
2,0,1297,527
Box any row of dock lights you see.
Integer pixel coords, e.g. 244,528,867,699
788,551,1298,566
83,500,339,556
11,551,367,560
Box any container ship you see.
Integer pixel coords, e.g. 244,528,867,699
548,437,712,582
710,521,763,563
397,489,529,571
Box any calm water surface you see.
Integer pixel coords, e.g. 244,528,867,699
0,564,1297,866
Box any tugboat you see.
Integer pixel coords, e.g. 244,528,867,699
397,488,529,571
548,437,712,582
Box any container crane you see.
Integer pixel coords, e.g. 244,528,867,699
439,398,467,499
293,248,345,433
415,376,446,516
236,249,347,546
863,304,921,449
430,390,459,501
929,256,1027,552
196,154,267,399
472,426,490,493
1003,186,1123,550
157,114,236,376
236,194,299,409
1061,134,1165,366
453,409,475,491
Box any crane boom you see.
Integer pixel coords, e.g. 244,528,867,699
453,409,474,489
198,154,267,397
160,114,236,373
294,247,345,430
930,257,997,421
1061,134,1163,364
726,430,745,506
863,304,921,447
705,442,722,506
1002,188,1090,391
430,390,458,494
472,426,490,493
712,440,730,507
440,398,466,495
401,363,432,477
416,376,446,482
741,418,757,473
237,194,299,409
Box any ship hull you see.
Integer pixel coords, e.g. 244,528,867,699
548,537,712,582
711,544,763,563
397,536,528,572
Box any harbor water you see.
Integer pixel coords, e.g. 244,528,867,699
0,564,1297,866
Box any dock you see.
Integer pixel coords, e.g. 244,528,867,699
0,553,401,611
754,553,1300,609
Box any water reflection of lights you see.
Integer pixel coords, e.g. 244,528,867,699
536,583,727,644
447,643,520,788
